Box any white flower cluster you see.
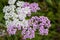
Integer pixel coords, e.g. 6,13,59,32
3,0,31,29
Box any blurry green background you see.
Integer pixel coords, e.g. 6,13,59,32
0,0,60,40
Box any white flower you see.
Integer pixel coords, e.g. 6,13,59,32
18,13,26,20
12,19,19,25
4,13,9,20
9,5,16,12
16,1,24,7
3,6,10,13
3,5,16,13
8,0,16,4
3,0,31,29
6,19,20,27
5,20,12,27
16,7,31,15
22,20,29,29
16,7,22,14
12,13,18,20
9,11,18,20
16,20,29,29
4,11,18,20
15,21,21,27
21,7,31,14
8,11,15,18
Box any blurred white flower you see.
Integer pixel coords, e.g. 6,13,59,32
3,5,16,13
4,11,18,20
5,20,12,27
21,7,31,14
4,13,10,20
3,6,11,13
16,7,22,14
18,13,26,20
9,5,16,11
21,20,29,29
16,7,31,15
16,1,24,7
23,20,29,28
3,0,30,29
8,0,16,4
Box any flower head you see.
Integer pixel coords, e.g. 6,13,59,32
8,0,16,4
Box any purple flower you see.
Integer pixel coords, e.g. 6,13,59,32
29,3,40,12
27,13,31,17
7,23,21,35
39,16,51,28
39,26,44,35
22,2,30,8
39,26,48,35
7,24,17,35
44,29,48,35
28,16,51,35
16,24,21,30
22,2,40,12
33,23,38,31
22,27,35,39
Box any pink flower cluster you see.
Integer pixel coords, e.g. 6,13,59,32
7,2,40,36
22,27,35,39
7,23,21,35
22,2,40,12
28,16,51,35
21,16,51,39
7,16,51,39
5,0,51,39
